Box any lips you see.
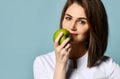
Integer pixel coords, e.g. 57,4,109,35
70,33,78,36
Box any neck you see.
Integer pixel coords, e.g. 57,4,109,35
69,42,87,59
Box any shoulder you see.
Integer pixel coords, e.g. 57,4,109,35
33,51,56,71
97,56,119,67
34,51,55,66
96,56,120,70
95,56,120,78
33,51,55,78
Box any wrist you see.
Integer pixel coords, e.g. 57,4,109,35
54,63,66,79
55,62,66,70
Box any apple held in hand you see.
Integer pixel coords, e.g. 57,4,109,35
53,29,72,45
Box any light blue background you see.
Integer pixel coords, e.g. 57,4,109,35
0,0,120,79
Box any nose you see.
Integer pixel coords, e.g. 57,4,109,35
69,21,77,31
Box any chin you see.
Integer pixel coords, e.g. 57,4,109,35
71,39,86,44
71,41,80,44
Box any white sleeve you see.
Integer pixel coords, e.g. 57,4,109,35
33,56,49,79
107,58,120,79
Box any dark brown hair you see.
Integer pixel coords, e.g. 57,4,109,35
60,0,109,67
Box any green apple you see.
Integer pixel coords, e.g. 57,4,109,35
53,29,72,45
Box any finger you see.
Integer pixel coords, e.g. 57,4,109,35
55,38,70,53
60,44,71,58
54,32,63,47
67,47,72,53
64,43,71,51
60,37,71,49
62,48,71,62
66,47,71,57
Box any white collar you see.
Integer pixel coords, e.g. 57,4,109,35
67,51,88,69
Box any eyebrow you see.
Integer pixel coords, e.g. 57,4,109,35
65,14,72,17
65,14,87,20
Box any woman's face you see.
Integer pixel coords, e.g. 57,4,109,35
62,3,89,44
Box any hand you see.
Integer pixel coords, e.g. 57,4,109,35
54,32,71,65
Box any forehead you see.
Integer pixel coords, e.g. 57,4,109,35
65,3,86,18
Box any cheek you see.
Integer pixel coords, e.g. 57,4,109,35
83,29,89,39
62,21,66,28
62,20,69,28
78,27,89,37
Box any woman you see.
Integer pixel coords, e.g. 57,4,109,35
34,0,120,79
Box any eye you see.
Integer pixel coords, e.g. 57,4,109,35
78,20,86,25
65,16,72,21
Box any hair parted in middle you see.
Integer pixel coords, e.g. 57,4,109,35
60,0,109,67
